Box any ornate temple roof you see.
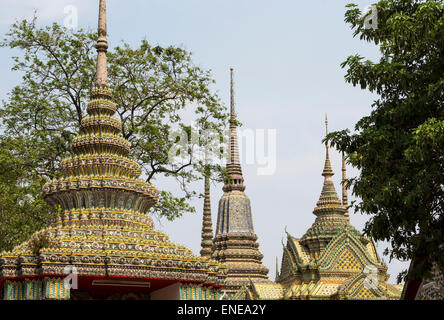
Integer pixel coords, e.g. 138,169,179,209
234,117,402,300
212,68,269,297
0,0,226,299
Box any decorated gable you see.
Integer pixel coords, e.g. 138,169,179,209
333,248,363,271
318,230,379,273
288,238,312,266
337,272,394,300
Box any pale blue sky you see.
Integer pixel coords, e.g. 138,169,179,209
0,0,409,283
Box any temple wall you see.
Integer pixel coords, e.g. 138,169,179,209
3,278,69,300
179,284,221,300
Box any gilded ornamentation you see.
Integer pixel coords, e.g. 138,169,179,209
234,118,402,300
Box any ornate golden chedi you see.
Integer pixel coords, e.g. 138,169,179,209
234,118,402,300
0,0,226,300
211,68,270,297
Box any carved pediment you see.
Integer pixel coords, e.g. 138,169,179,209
318,230,379,272
333,248,363,271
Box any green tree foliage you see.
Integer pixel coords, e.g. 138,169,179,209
327,1,444,282
0,138,53,251
0,17,228,251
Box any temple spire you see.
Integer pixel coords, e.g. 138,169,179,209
95,0,109,87
200,161,214,258
212,67,270,296
223,67,245,192
230,67,235,121
301,116,349,252
322,115,334,177
342,152,349,220
312,116,346,217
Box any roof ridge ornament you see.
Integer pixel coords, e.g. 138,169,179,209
322,114,334,177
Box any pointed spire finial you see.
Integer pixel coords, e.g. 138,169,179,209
322,115,333,177
311,115,347,219
230,67,235,121
325,114,328,137
223,67,245,192
342,152,349,220
95,0,109,87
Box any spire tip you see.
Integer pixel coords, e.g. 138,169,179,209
95,0,109,87
230,67,236,121
342,151,349,219
224,67,245,192
322,114,333,176
325,114,329,136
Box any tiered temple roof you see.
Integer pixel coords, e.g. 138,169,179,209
0,0,226,300
212,68,270,297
